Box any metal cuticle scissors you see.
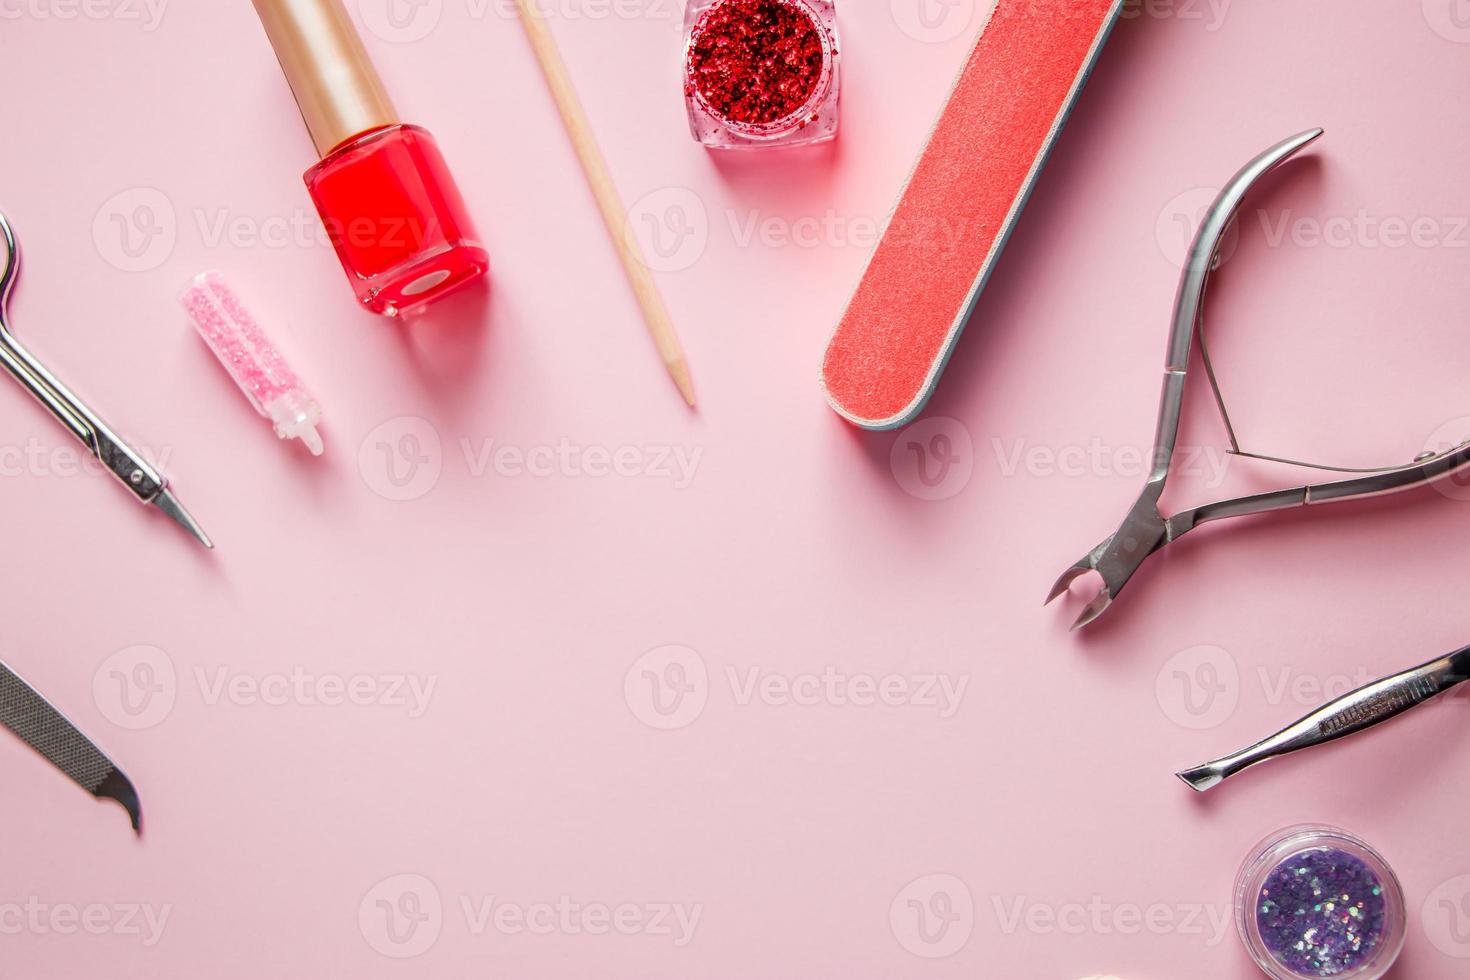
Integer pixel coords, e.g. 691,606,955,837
0,211,212,548
1047,129,1470,630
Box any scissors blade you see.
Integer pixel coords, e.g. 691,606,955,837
0,659,142,833
153,487,213,550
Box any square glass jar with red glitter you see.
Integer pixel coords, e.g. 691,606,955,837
683,0,840,150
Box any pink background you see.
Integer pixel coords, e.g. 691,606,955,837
2,0,1470,976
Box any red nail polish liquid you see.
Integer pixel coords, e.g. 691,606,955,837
253,0,489,316
305,124,488,316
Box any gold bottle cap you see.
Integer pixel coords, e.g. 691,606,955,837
252,0,400,157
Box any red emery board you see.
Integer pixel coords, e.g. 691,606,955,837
821,0,1123,429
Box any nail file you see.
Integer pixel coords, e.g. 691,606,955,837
821,0,1123,429
0,659,142,833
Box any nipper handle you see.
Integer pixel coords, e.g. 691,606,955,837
1148,129,1326,488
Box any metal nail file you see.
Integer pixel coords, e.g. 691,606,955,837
0,211,212,549
0,659,142,833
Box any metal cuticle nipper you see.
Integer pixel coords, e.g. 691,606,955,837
1047,129,1470,630
0,211,212,549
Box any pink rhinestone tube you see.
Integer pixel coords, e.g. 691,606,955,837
181,271,324,455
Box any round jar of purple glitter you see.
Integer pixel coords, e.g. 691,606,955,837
1235,826,1405,980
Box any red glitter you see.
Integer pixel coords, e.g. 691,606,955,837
686,0,828,127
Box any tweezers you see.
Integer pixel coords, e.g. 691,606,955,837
1047,129,1470,629
1178,642,1470,792
0,211,211,548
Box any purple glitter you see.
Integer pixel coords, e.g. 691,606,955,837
1256,847,1387,977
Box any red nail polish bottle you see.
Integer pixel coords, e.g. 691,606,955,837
253,0,488,316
